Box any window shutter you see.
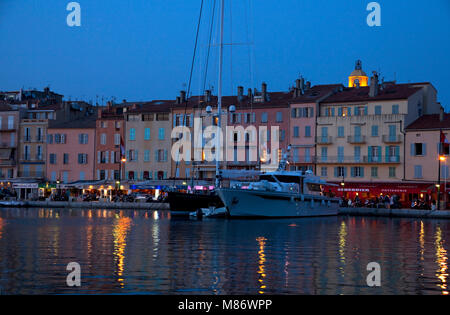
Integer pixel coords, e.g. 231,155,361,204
360,167,364,178
155,150,159,162
423,144,427,156
164,150,168,162
368,146,373,162
411,143,415,156
334,167,338,178
378,146,382,162
190,114,194,127
351,167,355,177
97,151,101,163
385,147,390,163
395,146,400,162
135,150,138,161
105,170,108,179
97,170,100,180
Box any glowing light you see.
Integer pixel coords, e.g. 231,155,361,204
440,156,447,162
256,237,267,294
339,221,347,277
435,226,448,295
113,217,132,288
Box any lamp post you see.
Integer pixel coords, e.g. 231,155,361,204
438,155,446,210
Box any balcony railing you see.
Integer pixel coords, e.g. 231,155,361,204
315,155,400,164
315,136,333,145
21,155,44,162
17,171,44,178
347,135,366,144
23,136,45,143
382,135,402,143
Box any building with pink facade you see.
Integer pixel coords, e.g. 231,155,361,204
46,117,97,183
288,82,342,173
405,109,450,207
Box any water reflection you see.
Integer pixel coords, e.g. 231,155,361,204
113,216,132,288
435,226,449,295
0,208,449,295
256,236,267,294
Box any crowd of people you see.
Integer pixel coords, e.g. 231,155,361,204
340,194,406,209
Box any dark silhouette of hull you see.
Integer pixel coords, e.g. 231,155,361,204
168,191,224,215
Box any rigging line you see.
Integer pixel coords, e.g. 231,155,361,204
229,0,233,96
202,0,217,95
174,0,204,184
244,0,254,114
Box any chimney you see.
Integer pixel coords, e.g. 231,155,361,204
204,90,211,103
305,81,311,90
369,71,379,97
261,82,268,102
237,86,244,102
176,96,181,104
248,88,253,100
180,90,186,103
440,106,444,122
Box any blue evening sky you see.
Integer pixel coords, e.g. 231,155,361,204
0,0,449,109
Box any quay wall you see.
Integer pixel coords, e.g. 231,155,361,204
339,207,450,219
23,201,170,210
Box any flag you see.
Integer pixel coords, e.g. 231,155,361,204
120,136,126,158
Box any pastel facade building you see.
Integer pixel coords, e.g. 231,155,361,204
288,82,343,173
405,110,450,206
124,101,173,181
95,104,127,182
317,72,440,204
46,117,97,183
0,105,26,179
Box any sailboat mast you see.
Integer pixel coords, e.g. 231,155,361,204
216,0,225,188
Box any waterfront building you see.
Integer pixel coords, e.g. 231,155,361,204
405,108,450,207
289,81,343,173
46,116,97,184
317,69,441,204
18,101,93,182
171,83,295,181
95,103,128,183
0,104,27,179
124,101,173,182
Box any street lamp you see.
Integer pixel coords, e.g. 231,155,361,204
438,155,447,210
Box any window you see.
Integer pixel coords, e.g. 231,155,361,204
337,126,344,138
129,128,136,141
114,134,121,145
354,146,361,162
305,148,311,163
389,167,396,178
337,147,344,163
276,112,283,122
371,167,378,178
336,166,346,178
79,171,85,181
321,147,328,162
78,154,88,164
144,128,151,140
293,126,299,138
369,146,381,162
324,107,335,117
279,129,285,142
321,167,328,177
371,125,379,137
144,150,150,162
79,134,88,144
158,128,165,140
101,121,107,128
49,153,57,164
351,167,364,178
155,113,168,121
47,134,53,144
261,113,268,123
115,121,122,129
305,126,311,137
63,153,69,164
8,116,14,129
413,143,426,156
128,115,140,121
392,104,399,114
442,165,450,180
100,133,107,145
23,145,30,160
375,106,382,115
142,114,153,121
414,165,423,179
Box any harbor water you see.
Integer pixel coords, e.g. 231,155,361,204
0,207,448,295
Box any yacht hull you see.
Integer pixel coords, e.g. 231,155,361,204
218,188,339,218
